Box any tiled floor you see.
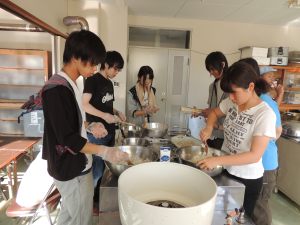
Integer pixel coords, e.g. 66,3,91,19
1,156,300,225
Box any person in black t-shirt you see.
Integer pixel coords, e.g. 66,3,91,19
82,51,125,206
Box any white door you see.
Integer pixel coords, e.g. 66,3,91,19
166,49,190,128
127,47,190,127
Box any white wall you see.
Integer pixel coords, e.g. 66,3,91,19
0,4,53,50
11,0,68,33
3,1,300,112
1,0,128,113
129,15,300,109
68,0,128,113
98,0,128,114
0,31,52,50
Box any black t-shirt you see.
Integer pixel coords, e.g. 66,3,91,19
83,73,115,133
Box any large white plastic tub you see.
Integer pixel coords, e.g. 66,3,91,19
118,162,217,225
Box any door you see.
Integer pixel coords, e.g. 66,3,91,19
127,47,168,124
127,47,190,127
165,49,190,128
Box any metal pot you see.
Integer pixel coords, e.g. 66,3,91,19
281,112,300,122
178,145,226,177
168,126,191,137
282,121,300,138
122,137,149,146
119,124,142,138
105,145,158,176
142,122,168,138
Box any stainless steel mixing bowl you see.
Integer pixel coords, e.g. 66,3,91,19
105,145,158,176
142,122,168,138
122,137,149,146
119,124,142,138
178,145,226,177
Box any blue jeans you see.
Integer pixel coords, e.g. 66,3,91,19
87,132,115,187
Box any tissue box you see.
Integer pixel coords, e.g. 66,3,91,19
240,46,268,58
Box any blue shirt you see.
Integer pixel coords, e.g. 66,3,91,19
260,94,281,170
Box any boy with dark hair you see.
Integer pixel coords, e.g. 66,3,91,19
42,30,129,225
82,50,126,208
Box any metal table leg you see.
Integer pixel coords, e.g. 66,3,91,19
6,163,14,199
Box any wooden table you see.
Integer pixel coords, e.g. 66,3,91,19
0,137,41,199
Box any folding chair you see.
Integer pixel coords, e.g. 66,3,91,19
6,183,61,225
0,174,8,200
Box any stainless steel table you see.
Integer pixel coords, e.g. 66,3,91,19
99,135,254,224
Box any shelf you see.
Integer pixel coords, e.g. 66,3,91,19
0,66,45,71
0,118,18,122
271,65,300,72
0,102,23,109
0,132,23,136
0,83,43,88
0,99,26,103
285,87,300,92
0,48,50,136
279,104,300,112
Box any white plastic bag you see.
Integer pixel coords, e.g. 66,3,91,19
16,152,53,207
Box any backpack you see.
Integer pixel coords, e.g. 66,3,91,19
18,75,71,137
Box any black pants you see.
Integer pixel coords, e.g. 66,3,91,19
207,138,224,150
223,170,263,217
252,169,277,225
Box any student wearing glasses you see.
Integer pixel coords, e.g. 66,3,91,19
82,50,126,209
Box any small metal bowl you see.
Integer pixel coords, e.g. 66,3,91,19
119,124,142,138
178,145,226,177
105,145,158,176
122,137,149,146
142,122,168,138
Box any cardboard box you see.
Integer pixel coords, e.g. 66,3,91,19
23,110,44,137
270,56,288,66
252,56,270,65
240,46,268,58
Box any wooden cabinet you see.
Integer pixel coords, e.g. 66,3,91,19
270,65,300,112
0,49,51,135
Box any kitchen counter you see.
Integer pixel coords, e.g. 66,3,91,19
99,167,254,225
100,134,254,224
277,136,300,206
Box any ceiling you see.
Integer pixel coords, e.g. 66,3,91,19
1,0,300,28
126,0,300,28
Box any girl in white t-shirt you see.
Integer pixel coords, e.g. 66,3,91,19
197,61,276,218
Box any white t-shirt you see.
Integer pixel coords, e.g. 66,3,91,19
219,98,276,179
